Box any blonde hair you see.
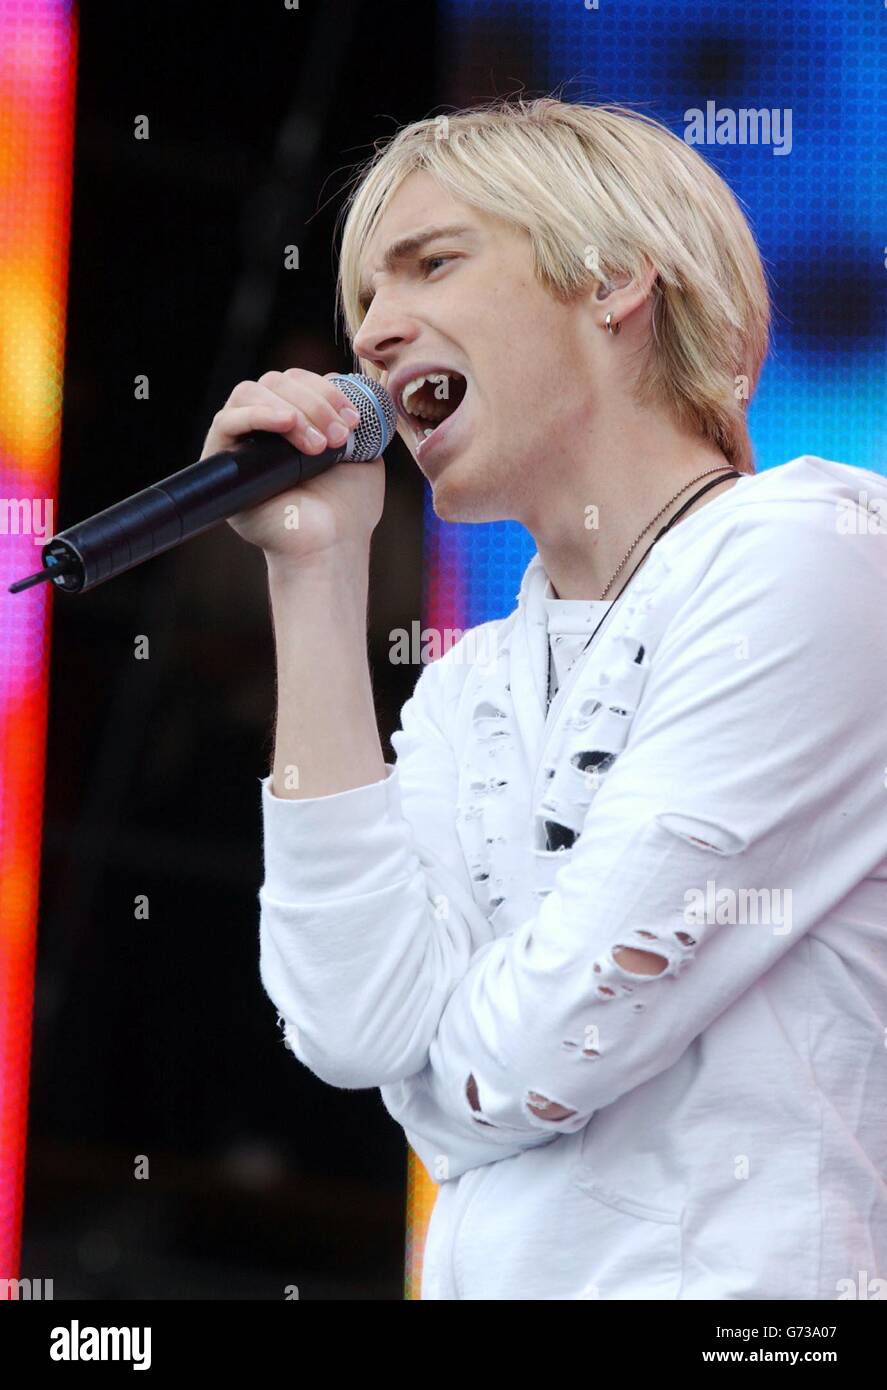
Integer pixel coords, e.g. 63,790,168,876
336,97,771,474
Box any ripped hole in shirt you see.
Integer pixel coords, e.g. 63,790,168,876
612,945,668,976
526,1091,577,1122
655,811,748,855
465,1073,495,1126
561,1039,601,1059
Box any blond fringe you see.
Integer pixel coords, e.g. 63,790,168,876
336,97,771,474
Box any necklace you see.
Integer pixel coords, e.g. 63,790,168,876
546,465,741,710
599,466,739,599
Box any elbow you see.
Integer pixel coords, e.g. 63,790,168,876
301,1040,431,1090
276,1013,431,1090
313,1054,425,1090
258,922,437,1088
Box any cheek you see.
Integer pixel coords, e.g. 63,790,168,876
462,285,566,431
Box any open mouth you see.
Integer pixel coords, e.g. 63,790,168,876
399,370,468,444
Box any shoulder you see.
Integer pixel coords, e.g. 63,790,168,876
706,454,882,532
662,455,887,604
645,457,887,703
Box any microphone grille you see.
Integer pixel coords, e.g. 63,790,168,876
332,372,397,461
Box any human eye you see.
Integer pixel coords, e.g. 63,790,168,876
419,253,456,278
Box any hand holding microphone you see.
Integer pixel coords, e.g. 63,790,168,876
8,367,396,595
218,368,389,567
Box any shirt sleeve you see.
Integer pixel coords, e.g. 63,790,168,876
258,621,562,1173
413,507,887,1141
257,624,498,1079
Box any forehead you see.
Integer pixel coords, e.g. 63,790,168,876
370,170,467,238
359,171,474,275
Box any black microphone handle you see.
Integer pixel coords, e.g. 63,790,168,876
41,430,346,594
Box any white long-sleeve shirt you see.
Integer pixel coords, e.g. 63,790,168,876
257,455,887,1300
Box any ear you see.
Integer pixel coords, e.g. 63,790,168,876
594,258,659,328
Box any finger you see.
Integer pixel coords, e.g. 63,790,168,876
322,370,365,422
275,369,364,439
215,402,328,453
224,378,348,450
228,377,291,410
256,368,361,431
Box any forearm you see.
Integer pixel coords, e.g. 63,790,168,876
257,613,498,1089
266,549,386,799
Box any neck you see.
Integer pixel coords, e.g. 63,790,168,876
526,414,739,601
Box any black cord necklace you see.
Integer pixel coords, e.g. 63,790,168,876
546,468,742,710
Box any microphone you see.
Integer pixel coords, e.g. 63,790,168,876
8,372,396,596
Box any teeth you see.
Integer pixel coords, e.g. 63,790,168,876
401,370,456,418
402,376,427,410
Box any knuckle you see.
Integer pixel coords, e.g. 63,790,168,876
227,379,257,406
321,386,354,417
321,372,344,391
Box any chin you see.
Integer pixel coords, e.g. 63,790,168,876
430,474,506,524
429,483,464,521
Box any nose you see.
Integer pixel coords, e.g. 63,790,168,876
352,292,419,372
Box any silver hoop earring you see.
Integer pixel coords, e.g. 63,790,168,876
605,312,620,336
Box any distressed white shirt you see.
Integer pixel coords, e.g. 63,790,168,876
257,455,887,1300
544,588,613,706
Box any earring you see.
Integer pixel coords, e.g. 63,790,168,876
605,311,620,336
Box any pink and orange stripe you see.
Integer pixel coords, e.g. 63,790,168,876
0,0,77,1282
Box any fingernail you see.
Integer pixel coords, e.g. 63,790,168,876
326,422,349,444
306,427,326,446
341,407,360,427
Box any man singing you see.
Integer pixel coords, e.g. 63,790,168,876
208,98,887,1299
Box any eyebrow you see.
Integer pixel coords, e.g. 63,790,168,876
357,223,475,310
